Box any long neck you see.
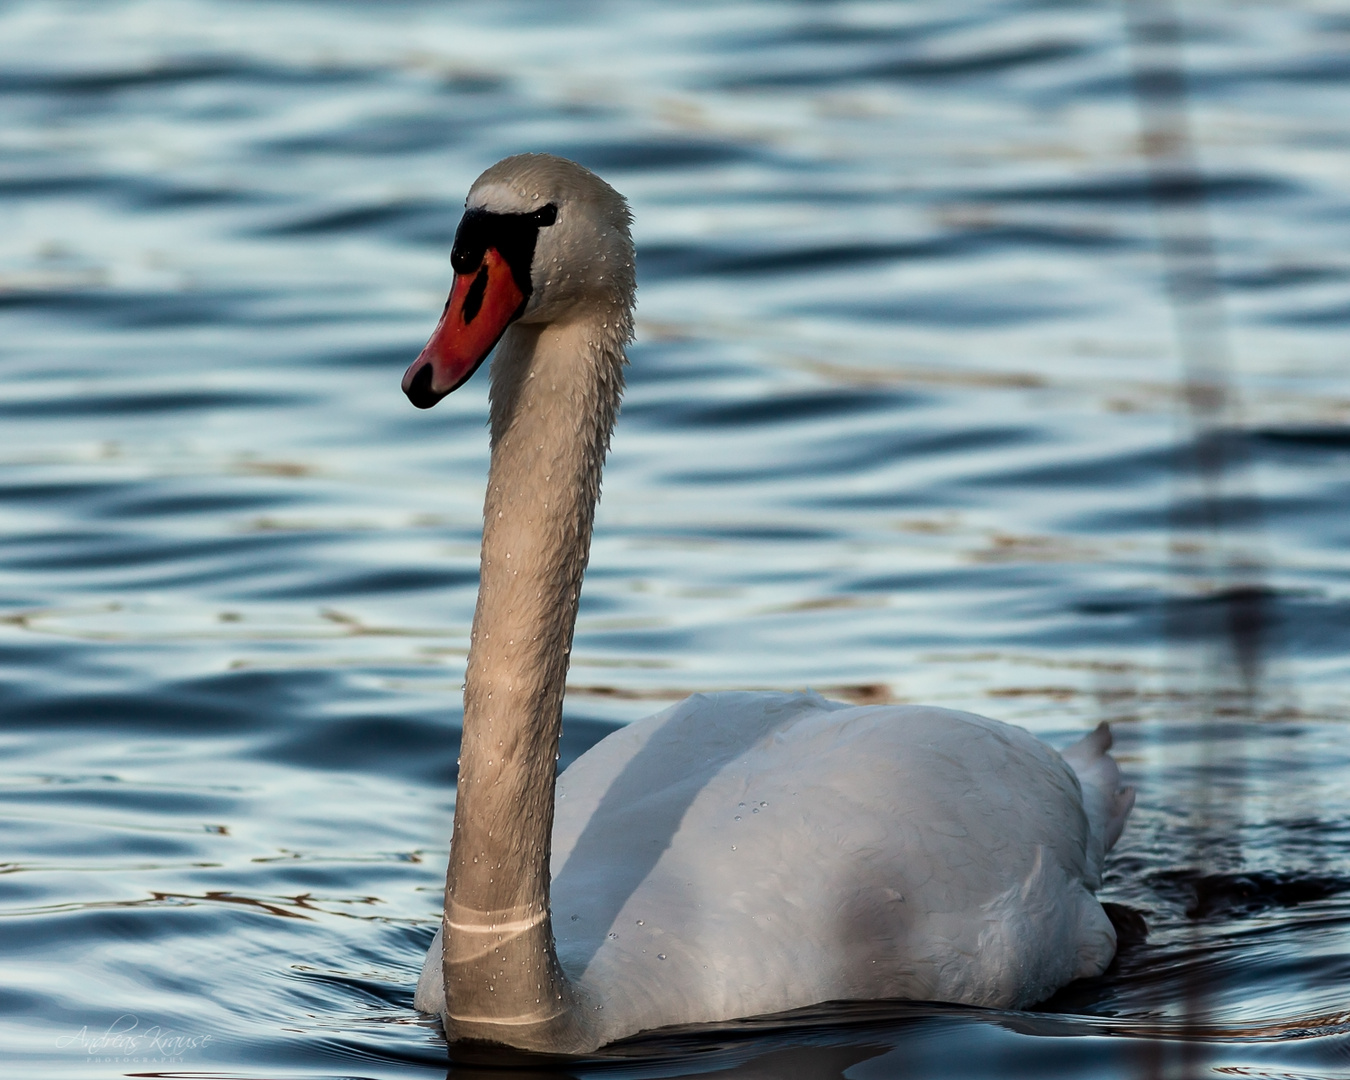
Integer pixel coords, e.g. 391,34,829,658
440,306,625,1047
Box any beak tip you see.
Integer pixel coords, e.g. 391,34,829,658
403,360,444,410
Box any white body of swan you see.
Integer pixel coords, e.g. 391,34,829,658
400,154,1134,1054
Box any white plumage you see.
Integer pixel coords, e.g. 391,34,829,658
416,691,1132,1046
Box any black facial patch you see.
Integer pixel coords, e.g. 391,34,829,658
450,202,559,299
462,266,489,324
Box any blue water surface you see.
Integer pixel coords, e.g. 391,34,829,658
2,1,1350,1076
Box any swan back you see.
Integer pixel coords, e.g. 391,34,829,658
547,692,1120,1046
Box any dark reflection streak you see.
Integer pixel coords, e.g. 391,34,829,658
1123,0,1272,693
1123,0,1279,1076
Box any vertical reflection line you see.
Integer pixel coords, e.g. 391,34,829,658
1124,0,1268,685
1122,0,1271,1072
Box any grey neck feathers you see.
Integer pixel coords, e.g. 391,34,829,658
439,302,627,1050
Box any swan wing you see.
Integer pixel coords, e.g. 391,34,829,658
549,691,1117,1044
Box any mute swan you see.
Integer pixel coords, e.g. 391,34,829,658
400,153,1135,1054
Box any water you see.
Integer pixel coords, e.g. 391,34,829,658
2,0,1350,1075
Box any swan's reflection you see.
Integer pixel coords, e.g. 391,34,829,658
437,1005,1339,1080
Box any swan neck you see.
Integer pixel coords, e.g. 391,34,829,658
441,308,625,1045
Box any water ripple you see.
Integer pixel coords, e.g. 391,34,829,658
0,1,1348,1077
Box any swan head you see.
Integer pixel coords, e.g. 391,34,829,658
403,153,634,409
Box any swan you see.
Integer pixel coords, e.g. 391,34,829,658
400,153,1135,1054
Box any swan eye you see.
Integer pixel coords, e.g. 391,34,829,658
530,203,558,227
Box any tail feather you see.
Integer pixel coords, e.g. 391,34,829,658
1061,721,1134,884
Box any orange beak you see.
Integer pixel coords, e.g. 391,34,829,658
402,247,527,409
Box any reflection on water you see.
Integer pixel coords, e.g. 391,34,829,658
2,1,1350,1077
1124,7,1269,1076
